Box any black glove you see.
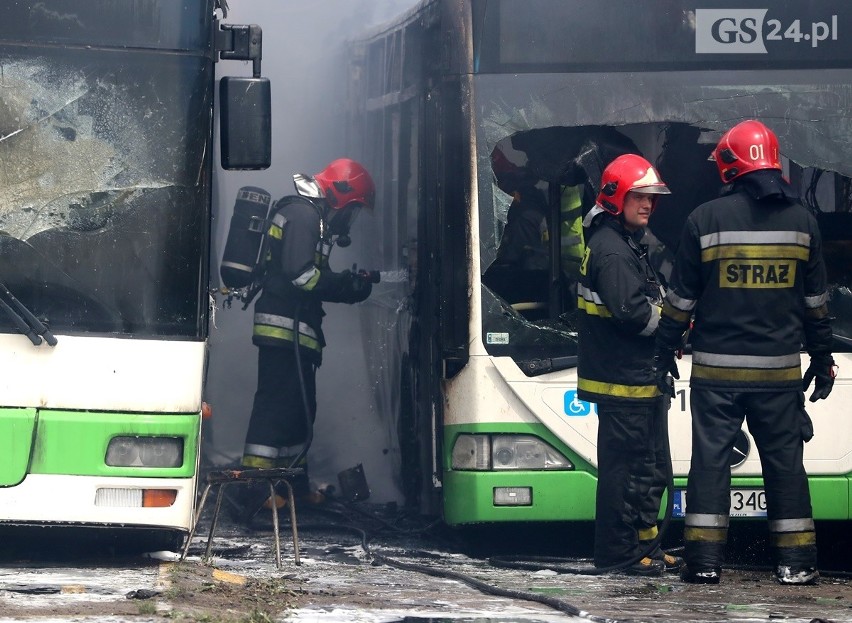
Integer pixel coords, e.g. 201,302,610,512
357,269,381,284
803,354,836,402
653,346,680,398
343,269,372,303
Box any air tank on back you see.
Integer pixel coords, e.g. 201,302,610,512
220,186,272,289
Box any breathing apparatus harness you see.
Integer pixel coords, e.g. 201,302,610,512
217,182,326,469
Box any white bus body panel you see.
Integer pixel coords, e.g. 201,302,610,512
0,474,194,529
0,334,205,412
447,352,852,477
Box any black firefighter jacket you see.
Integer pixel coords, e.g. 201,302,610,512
252,196,371,366
577,217,665,405
656,175,832,391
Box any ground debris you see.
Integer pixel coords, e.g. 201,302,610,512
2,513,852,622
126,588,159,599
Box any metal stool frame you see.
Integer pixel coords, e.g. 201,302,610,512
180,467,304,568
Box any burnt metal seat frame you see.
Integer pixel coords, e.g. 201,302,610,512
180,467,304,568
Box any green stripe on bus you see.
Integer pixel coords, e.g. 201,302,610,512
0,408,37,486
29,410,200,478
442,422,597,525
442,424,852,522
443,469,598,525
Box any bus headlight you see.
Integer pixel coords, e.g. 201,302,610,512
451,434,573,471
106,437,184,468
451,434,491,470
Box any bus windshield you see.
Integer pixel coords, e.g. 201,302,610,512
0,45,211,338
477,69,852,370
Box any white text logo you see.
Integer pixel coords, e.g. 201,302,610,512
696,9,839,53
696,9,768,53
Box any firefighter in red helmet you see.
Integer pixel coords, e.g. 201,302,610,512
491,148,550,271
237,158,377,519
577,153,682,576
655,120,835,585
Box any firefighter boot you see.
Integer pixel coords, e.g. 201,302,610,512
622,557,665,577
680,537,723,584
226,480,275,525
276,455,308,492
680,565,722,584
774,566,819,585
640,540,684,573
274,456,324,506
770,517,818,585
681,512,727,584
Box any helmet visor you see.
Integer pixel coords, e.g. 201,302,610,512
631,183,671,195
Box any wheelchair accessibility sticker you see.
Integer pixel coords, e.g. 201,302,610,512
563,390,594,416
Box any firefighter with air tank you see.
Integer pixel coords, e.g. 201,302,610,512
220,158,379,520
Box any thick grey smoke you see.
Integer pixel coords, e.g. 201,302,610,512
207,0,421,502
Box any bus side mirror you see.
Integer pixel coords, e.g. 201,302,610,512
220,76,271,170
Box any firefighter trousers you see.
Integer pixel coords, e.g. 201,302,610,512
595,398,668,567
684,388,816,571
243,344,317,467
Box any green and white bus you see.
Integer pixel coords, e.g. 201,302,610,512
0,0,269,546
346,0,852,526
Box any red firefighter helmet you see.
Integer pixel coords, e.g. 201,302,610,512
491,147,537,194
596,154,670,215
491,147,519,179
313,158,376,210
711,120,781,183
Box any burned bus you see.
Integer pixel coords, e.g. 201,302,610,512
345,0,852,526
0,0,269,546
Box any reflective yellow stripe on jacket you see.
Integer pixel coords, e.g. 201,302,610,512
577,378,660,400
253,312,322,351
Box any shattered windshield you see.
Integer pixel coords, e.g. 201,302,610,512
476,69,852,370
0,48,211,338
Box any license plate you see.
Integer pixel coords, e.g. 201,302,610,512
672,489,767,518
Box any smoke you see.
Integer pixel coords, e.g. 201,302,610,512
207,0,422,503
